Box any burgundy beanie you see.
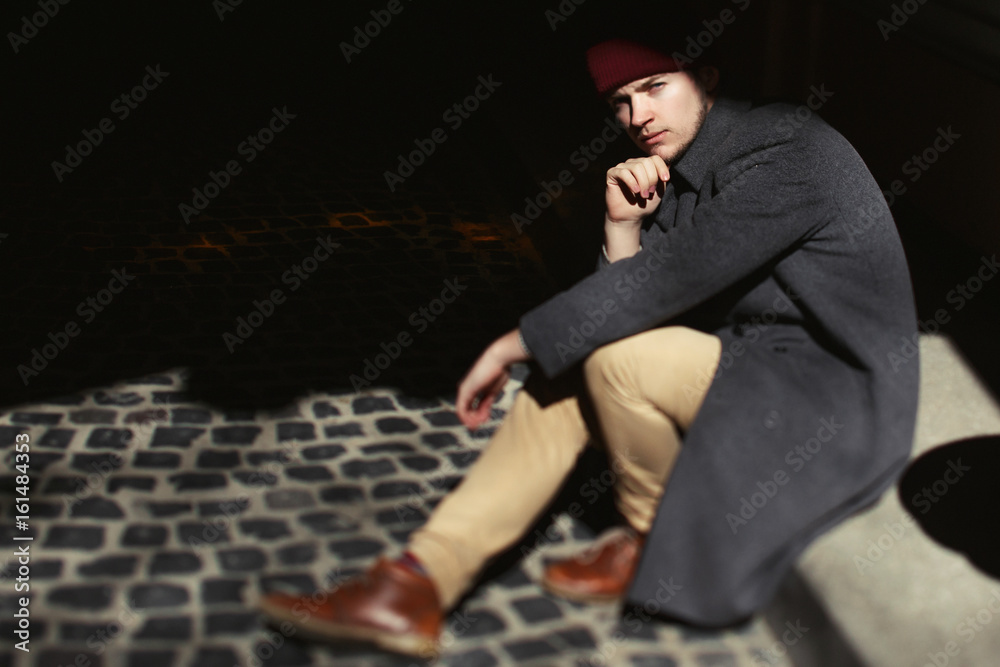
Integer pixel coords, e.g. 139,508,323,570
586,38,687,99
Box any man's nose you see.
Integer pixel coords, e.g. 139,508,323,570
630,97,654,127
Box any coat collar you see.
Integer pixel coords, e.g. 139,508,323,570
669,95,752,191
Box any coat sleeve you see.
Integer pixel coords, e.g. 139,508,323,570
519,130,832,379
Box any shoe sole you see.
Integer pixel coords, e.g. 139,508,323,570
256,596,438,659
540,577,623,605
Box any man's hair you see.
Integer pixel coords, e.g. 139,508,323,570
680,65,714,93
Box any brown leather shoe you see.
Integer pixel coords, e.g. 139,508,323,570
256,557,442,658
541,528,646,603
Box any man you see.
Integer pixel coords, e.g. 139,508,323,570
258,36,919,658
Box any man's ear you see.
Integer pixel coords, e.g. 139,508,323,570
698,66,720,94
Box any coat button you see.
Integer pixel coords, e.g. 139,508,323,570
763,410,781,429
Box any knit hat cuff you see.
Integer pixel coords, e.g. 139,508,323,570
586,39,687,98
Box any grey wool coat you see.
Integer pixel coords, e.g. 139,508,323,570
518,94,920,625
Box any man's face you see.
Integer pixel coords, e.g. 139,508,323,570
609,70,714,165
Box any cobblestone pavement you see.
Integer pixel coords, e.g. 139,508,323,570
0,370,791,667
0,145,796,667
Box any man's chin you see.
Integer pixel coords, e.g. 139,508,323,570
649,145,678,164
632,139,681,165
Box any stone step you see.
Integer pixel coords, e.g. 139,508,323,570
787,334,1000,666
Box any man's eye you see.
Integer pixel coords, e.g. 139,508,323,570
650,82,665,90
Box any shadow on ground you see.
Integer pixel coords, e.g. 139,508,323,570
898,435,1000,579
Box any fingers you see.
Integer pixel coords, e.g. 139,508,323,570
455,381,472,425
635,158,660,197
649,154,670,182
456,392,485,429
455,371,500,429
637,156,670,192
462,394,492,429
456,369,480,422
608,166,641,199
608,157,670,198
455,348,511,429
466,374,504,427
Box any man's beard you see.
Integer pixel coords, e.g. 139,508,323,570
663,97,709,167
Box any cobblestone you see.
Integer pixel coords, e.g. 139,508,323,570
78,555,139,577
202,579,248,605
301,443,347,460
131,584,191,608
265,489,316,510
47,584,114,610
212,425,262,445
149,552,203,576
107,476,157,492
284,465,335,482
44,525,105,549
134,616,192,640
168,472,228,491
38,429,75,449
153,427,207,448
217,548,268,572
323,423,363,438
121,524,170,547
146,502,193,518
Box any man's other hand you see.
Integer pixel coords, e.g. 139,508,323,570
455,328,527,429
605,156,669,224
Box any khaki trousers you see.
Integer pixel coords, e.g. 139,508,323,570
408,326,722,609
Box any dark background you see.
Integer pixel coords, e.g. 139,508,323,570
1,0,998,410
